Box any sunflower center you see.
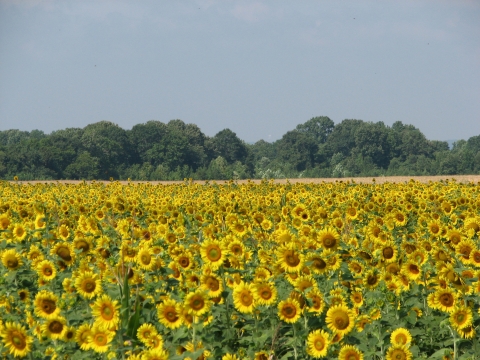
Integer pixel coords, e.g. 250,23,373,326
49,321,63,334
314,339,325,350
57,247,72,261
367,274,378,285
261,289,272,300
409,264,420,274
76,240,90,252
166,309,178,322
456,313,465,323
179,258,190,267
95,334,107,346
207,247,221,261
440,293,454,306
141,254,151,264
395,334,407,344
191,297,205,310
42,299,56,314
283,304,296,318
285,251,300,267
43,267,53,276
241,293,253,306
333,312,349,330
102,306,114,320
383,247,394,259
7,259,18,268
12,332,26,349
323,235,336,248
207,278,220,291
313,258,327,270
84,280,96,292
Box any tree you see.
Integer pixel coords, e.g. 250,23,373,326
295,116,334,144
208,129,248,164
276,130,318,171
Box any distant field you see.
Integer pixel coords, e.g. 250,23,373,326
11,174,480,185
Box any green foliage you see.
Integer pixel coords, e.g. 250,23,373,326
1,117,479,180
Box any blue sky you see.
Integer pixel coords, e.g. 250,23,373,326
0,0,479,143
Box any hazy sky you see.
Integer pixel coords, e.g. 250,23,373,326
1,0,479,143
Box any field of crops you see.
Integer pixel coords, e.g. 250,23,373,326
0,179,479,359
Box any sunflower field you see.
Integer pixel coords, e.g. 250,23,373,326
0,179,480,360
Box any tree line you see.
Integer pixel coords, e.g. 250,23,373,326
0,117,479,180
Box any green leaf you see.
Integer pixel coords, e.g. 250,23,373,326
427,348,453,359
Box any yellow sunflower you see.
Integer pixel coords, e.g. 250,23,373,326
1,322,33,358
51,242,75,265
36,259,57,281
184,290,211,317
75,323,92,350
338,345,364,360
306,329,329,358
449,306,473,331
385,345,412,360
390,328,412,347
88,324,115,353
307,288,325,315
91,294,120,330
277,298,302,324
233,282,256,314
325,305,355,336
34,290,60,319
137,323,158,345
13,223,28,242
157,298,183,329
75,271,102,299
42,316,67,340
434,288,457,313
136,245,156,271
200,239,227,270
201,274,223,298
317,226,340,250
254,281,277,306
1,249,23,271
276,245,304,273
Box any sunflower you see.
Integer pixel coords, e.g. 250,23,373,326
385,345,412,360
88,325,115,353
348,260,364,277
34,290,60,319
276,245,304,273
142,348,169,360
75,271,102,299
449,306,473,331
325,305,355,336
307,288,325,315
233,282,256,314
42,316,67,340
1,321,33,358
308,253,329,275
317,227,340,250
363,270,381,290
201,274,223,298
350,291,364,308
254,281,277,306
200,239,227,270
184,290,211,317
379,242,397,263
57,224,70,241
390,328,412,347
392,211,407,227
457,325,476,339
338,345,363,360
455,239,475,265
175,253,194,271
434,288,457,313
13,223,28,242
402,262,422,281
306,329,329,358
1,249,23,270
277,298,302,323
36,259,56,281
75,323,92,350
136,246,156,271
91,294,120,330
51,242,75,265
137,323,158,345
157,298,183,329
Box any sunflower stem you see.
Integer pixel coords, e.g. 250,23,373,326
447,325,457,360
